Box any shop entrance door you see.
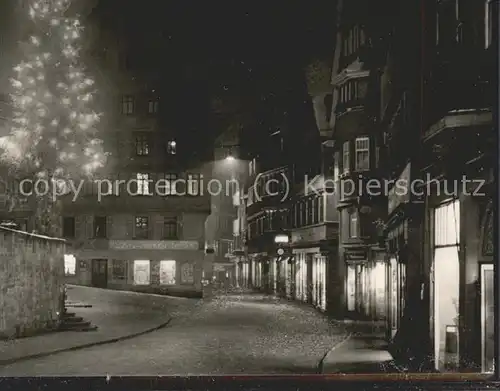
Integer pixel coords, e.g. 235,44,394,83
346,264,356,312
91,259,108,288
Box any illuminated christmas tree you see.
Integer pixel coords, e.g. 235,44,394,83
0,0,106,235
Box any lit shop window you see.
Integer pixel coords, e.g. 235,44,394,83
160,260,176,285
133,260,150,285
64,254,76,276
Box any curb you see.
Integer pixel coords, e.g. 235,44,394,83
0,317,172,367
317,332,354,374
67,284,200,301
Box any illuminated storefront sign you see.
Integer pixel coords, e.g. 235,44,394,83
110,240,199,251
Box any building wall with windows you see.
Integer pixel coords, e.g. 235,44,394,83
330,0,388,321
360,0,497,373
62,14,210,298
204,127,246,286
418,0,496,373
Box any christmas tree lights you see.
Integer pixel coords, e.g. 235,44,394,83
0,0,107,235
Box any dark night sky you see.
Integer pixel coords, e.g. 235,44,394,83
0,1,336,164
92,1,336,161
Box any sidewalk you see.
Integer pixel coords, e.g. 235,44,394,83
0,285,200,366
319,320,400,373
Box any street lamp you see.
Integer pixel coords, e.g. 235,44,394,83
225,153,235,162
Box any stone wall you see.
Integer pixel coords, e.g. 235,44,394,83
0,227,66,339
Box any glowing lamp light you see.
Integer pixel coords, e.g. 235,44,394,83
225,154,235,162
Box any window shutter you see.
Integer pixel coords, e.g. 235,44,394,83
129,174,138,194
106,215,113,238
147,215,153,239
126,215,134,238
86,215,93,238
75,215,84,239
155,216,164,240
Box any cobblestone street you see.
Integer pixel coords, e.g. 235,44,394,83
0,289,349,376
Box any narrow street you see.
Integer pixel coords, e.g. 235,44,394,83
0,288,349,376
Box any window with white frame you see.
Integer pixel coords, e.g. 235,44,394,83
148,99,159,114
485,0,494,48
136,173,150,195
349,210,358,238
355,137,370,171
187,173,200,195
164,173,177,195
342,141,350,173
122,95,134,115
135,133,150,156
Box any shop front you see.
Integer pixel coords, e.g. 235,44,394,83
368,251,387,321
66,239,204,297
479,200,494,374
312,254,327,311
430,198,461,372
386,223,407,339
344,249,369,319
293,250,309,302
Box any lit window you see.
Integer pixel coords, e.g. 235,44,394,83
342,141,350,173
164,173,177,195
167,140,176,155
122,95,134,115
159,260,176,285
135,133,150,156
349,210,358,238
134,216,149,239
136,173,150,195
64,254,76,276
133,260,150,285
148,99,159,114
355,137,370,171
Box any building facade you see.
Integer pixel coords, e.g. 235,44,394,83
62,10,210,298
417,0,496,373
329,0,388,321
360,0,497,373
204,126,247,288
